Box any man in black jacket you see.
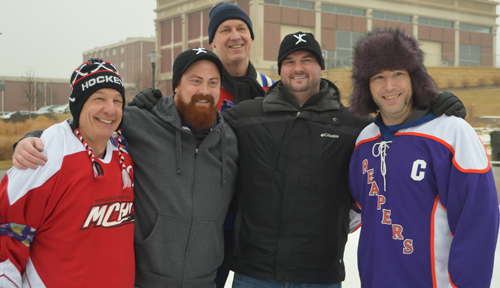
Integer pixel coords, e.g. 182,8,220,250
223,31,366,288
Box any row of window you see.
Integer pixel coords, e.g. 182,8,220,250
264,0,491,34
90,47,126,60
325,30,484,68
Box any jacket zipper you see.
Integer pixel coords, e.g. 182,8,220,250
177,147,198,288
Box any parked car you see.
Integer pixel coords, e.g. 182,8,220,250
35,105,59,114
52,103,69,114
0,111,16,119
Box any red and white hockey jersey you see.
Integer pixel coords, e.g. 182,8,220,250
0,121,135,288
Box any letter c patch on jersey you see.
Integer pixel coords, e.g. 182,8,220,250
411,159,426,181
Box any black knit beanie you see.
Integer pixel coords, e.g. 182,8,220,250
69,58,125,129
349,28,437,117
277,31,325,74
208,2,254,44
172,47,224,94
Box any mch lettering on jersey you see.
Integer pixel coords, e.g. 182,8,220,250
81,75,124,92
362,159,414,255
81,201,134,230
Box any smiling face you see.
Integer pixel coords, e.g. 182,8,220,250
369,69,414,125
210,19,253,67
280,50,323,105
174,60,221,129
78,88,123,150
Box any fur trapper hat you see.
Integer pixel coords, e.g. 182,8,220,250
349,28,437,117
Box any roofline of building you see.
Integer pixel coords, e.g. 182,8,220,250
0,76,69,83
82,37,155,54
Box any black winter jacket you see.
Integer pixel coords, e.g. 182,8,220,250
223,79,370,284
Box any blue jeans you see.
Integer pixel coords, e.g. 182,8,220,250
232,273,342,288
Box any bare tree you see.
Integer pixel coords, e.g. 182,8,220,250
21,68,39,118
129,69,152,102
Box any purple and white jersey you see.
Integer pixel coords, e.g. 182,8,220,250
349,115,499,288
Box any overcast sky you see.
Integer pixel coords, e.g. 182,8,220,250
1,0,499,80
0,0,156,79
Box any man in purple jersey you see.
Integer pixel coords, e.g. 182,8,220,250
347,28,499,288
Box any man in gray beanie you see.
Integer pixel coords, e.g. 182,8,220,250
207,2,275,286
348,28,499,288
207,2,275,110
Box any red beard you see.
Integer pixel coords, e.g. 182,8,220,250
176,92,217,130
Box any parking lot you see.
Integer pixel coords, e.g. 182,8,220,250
0,104,69,122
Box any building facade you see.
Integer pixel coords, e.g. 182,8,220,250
0,37,156,113
0,77,69,113
153,0,498,92
82,37,156,100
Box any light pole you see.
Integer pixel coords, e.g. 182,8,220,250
147,51,161,89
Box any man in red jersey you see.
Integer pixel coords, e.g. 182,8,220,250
0,59,134,288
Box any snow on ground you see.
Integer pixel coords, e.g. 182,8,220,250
475,127,496,155
224,223,500,288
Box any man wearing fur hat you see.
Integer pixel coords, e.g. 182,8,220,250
348,28,499,288
11,48,238,288
0,59,135,287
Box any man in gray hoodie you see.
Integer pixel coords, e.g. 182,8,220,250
11,48,239,288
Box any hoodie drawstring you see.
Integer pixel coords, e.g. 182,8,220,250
221,126,227,184
175,129,182,174
372,141,391,192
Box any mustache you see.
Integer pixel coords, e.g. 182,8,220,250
290,72,308,77
191,92,215,102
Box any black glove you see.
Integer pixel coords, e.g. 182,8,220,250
128,88,163,110
431,91,466,119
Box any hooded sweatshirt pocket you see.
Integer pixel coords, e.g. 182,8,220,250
135,214,189,277
186,218,223,278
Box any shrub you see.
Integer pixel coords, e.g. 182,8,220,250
493,76,500,85
0,116,60,161
478,78,487,87
447,79,455,89
461,78,470,88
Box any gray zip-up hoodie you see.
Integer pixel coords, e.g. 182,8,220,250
123,95,238,288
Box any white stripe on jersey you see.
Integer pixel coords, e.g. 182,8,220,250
6,121,118,205
355,115,489,171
